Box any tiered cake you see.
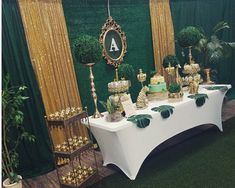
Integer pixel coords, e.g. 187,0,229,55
148,74,168,100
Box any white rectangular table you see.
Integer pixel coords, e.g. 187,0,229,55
86,85,231,180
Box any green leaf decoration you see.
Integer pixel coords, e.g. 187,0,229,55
151,105,175,119
127,114,152,128
99,99,117,114
204,86,228,92
212,21,230,35
188,93,208,107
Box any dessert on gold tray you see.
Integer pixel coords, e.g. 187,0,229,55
60,165,95,185
148,74,168,100
55,136,89,153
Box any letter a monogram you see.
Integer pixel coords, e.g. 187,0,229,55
109,38,119,52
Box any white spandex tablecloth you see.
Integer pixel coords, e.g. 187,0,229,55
87,85,231,180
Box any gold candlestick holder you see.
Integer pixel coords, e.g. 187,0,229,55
137,69,147,88
85,63,103,118
204,68,214,84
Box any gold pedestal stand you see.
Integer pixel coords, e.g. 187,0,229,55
86,63,103,118
108,69,130,113
137,69,147,88
204,68,214,84
182,47,202,94
136,69,148,109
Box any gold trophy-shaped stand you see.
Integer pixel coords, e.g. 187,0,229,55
165,64,182,86
137,69,147,88
86,63,103,118
108,69,130,113
136,69,148,109
182,47,202,94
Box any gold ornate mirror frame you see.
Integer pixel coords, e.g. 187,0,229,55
99,16,127,67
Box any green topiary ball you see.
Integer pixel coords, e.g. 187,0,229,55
177,26,204,48
73,34,102,64
168,83,181,93
163,54,180,68
118,64,135,80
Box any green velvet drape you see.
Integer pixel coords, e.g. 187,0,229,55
62,0,155,115
63,0,234,114
2,0,54,178
170,0,235,96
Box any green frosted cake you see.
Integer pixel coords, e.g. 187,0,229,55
148,74,167,93
148,83,167,93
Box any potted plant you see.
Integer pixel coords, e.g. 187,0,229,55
194,21,235,83
118,64,135,81
177,26,204,48
99,99,123,122
168,83,183,102
73,34,102,65
177,26,204,66
163,54,180,69
73,34,103,118
2,76,36,188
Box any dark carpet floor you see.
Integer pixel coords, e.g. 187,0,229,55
90,117,235,188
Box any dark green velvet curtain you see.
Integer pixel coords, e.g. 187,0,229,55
62,0,155,114
2,0,54,178
63,0,234,113
170,0,235,98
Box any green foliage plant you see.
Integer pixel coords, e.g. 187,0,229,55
99,99,117,114
73,34,102,64
168,83,181,93
195,21,235,68
163,54,180,68
177,26,204,48
117,64,135,80
2,76,36,184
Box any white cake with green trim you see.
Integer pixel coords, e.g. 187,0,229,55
148,74,167,93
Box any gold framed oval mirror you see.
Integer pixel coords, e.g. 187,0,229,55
100,16,127,67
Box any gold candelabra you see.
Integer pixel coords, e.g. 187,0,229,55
85,63,103,118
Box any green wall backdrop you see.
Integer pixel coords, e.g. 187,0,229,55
63,0,235,114
170,0,235,97
2,0,54,178
62,0,155,115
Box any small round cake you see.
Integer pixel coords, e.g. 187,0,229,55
148,74,167,100
148,75,167,93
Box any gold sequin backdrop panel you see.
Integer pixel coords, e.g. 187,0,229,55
149,0,175,74
18,0,87,144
